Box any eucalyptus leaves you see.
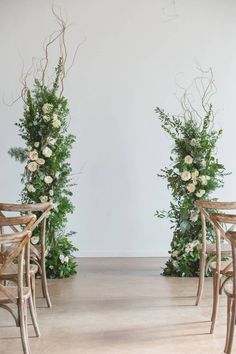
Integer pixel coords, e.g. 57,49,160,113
155,104,227,277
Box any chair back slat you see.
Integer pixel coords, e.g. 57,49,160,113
0,230,31,274
225,230,236,308
0,202,53,248
0,215,36,228
197,201,236,210
0,202,53,212
197,200,236,278
197,200,236,241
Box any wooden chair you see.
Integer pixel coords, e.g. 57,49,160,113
205,213,236,354
0,202,54,308
196,200,236,333
0,214,40,337
0,226,37,354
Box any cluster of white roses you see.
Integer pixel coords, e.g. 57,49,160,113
180,154,209,198
59,254,69,264
26,103,59,202
42,103,61,128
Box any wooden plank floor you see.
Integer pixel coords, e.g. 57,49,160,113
0,258,229,353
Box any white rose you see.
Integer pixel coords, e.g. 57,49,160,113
39,195,48,203
44,176,53,184
199,175,208,186
52,117,61,129
29,149,38,161
172,250,179,258
196,189,206,198
31,236,39,245
42,103,53,114
59,254,65,264
27,161,38,172
37,158,45,165
185,240,200,253
27,184,36,193
27,146,32,151
42,147,52,158
192,170,199,179
190,211,198,222
43,115,50,122
34,142,40,148
184,155,193,164
185,243,194,253
64,256,69,263
186,183,196,193
190,138,197,146
201,160,206,167
181,171,191,181
49,189,54,196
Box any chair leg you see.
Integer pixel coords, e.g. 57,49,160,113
196,252,206,305
225,296,233,353
225,299,235,354
41,259,52,308
30,274,36,309
28,290,41,337
19,300,31,354
210,270,220,334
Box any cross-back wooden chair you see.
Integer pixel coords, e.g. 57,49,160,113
0,202,54,308
0,214,40,338
223,218,236,354
0,225,36,354
196,200,236,333
204,213,236,354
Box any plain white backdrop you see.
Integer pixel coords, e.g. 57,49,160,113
0,0,236,257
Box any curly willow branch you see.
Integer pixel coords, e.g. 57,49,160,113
175,67,216,129
5,5,82,106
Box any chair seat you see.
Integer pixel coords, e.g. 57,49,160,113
224,281,233,297
206,242,231,254
210,260,233,274
0,264,38,280
0,286,30,303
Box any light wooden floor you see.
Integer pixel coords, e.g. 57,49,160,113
0,258,229,354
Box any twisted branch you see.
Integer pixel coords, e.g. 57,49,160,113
4,5,82,106
175,66,216,128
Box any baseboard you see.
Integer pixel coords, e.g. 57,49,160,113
76,251,169,257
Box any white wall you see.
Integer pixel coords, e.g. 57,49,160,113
0,0,236,257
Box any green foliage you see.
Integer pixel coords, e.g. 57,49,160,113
46,232,78,278
8,147,28,163
9,58,78,278
155,104,228,277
